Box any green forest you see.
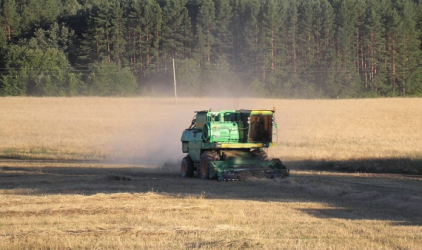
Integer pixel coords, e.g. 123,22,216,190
1,0,421,98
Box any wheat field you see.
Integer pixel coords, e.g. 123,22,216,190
0,97,421,249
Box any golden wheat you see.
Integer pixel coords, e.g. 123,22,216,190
1,97,421,161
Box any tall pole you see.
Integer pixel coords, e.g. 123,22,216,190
172,58,178,104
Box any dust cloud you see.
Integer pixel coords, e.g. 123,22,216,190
107,97,264,169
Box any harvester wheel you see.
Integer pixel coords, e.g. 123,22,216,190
181,156,194,178
251,150,269,161
199,151,219,179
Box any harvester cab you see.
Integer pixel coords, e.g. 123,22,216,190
180,109,289,181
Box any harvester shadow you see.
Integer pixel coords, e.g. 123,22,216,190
298,208,422,226
0,158,421,224
285,157,422,175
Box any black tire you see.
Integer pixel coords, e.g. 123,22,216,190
199,151,219,179
251,149,269,161
181,156,194,178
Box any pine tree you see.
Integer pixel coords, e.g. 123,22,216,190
260,0,286,95
195,0,216,65
284,0,298,77
0,23,6,48
395,0,422,96
329,0,364,97
242,0,262,74
62,0,82,16
261,0,284,74
128,0,162,76
161,0,192,71
230,0,245,70
361,0,388,96
109,1,126,66
382,0,400,96
307,0,335,95
80,3,112,63
0,0,20,40
297,0,315,75
1,0,422,97
214,0,232,62
42,0,63,26
27,22,75,53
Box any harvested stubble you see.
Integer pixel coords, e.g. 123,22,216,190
1,182,421,250
0,97,421,249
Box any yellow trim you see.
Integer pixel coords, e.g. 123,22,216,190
251,111,273,115
220,143,264,148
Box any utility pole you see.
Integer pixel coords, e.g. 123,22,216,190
172,58,178,104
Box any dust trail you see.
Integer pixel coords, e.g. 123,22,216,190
107,97,267,169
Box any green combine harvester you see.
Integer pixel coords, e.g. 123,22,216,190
180,109,289,181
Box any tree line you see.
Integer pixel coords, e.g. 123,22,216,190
0,0,421,98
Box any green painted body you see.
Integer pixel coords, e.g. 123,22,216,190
181,109,289,180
